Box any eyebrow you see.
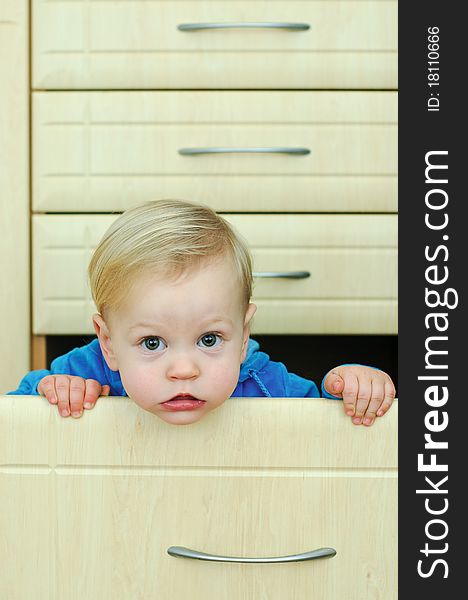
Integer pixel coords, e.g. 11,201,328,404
128,317,234,332
200,317,234,328
128,322,163,332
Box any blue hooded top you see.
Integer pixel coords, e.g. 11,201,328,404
7,337,340,399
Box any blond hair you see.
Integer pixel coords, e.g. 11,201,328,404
88,199,253,316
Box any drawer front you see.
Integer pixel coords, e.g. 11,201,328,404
2,397,397,600
33,92,397,213
33,1,397,90
33,214,397,335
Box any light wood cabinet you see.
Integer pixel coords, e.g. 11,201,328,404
28,4,398,345
0,0,29,393
2,5,398,597
0,395,397,599
33,91,397,213
33,214,397,335
33,0,397,90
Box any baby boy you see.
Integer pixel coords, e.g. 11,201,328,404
8,199,396,426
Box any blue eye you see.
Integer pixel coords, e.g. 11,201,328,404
142,337,166,351
198,333,222,348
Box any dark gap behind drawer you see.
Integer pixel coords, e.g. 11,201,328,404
46,335,398,395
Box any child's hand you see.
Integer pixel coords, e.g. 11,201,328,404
323,366,396,426
37,375,110,418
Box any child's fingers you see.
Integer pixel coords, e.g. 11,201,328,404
55,375,73,417
324,372,345,397
377,381,396,417
362,380,385,426
101,385,110,397
353,377,372,425
38,376,58,405
68,376,86,418
83,379,103,409
340,373,359,418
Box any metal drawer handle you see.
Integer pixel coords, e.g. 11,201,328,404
168,545,336,563
253,271,311,279
178,22,310,32
178,147,310,156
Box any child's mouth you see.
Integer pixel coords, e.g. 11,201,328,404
160,395,206,411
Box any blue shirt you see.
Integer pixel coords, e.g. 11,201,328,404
7,337,341,399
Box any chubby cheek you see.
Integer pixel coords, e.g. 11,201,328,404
118,365,159,411
205,363,240,407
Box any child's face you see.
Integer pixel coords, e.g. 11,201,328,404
94,257,256,425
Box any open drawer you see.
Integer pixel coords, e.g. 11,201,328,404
0,396,397,599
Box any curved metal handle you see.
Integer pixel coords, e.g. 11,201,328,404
178,147,310,156
178,22,310,31
167,545,336,563
253,271,311,279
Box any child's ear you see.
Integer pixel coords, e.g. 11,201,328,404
241,303,257,362
93,313,119,371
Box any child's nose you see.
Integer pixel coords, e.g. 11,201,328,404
166,354,200,380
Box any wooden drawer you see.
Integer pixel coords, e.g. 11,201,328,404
32,1,397,90
33,91,397,213
32,214,397,335
1,396,397,600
